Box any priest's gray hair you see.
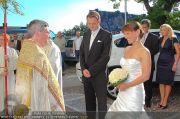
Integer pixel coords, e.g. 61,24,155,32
27,19,49,38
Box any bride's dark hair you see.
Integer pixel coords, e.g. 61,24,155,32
122,21,144,39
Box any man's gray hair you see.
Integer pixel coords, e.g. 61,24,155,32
27,19,49,38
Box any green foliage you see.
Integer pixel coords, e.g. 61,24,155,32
148,6,168,28
110,0,180,29
166,12,180,30
63,22,88,37
113,2,120,9
0,0,24,15
109,0,121,9
146,0,180,29
132,10,180,29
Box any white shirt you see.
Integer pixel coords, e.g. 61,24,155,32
89,27,101,50
141,32,149,44
74,36,82,50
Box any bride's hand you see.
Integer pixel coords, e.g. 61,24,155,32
117,83,129,91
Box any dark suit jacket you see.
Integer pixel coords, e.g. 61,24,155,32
80,28,112,77
144,32,159,70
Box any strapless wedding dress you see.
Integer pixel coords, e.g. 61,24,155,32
106,57,149,119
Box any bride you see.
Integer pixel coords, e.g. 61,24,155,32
106,21,151,119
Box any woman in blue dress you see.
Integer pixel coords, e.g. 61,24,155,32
156,24,180,109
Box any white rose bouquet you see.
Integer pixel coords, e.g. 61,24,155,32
109,68,129,87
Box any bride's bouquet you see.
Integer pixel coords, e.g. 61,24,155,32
109,68,129,87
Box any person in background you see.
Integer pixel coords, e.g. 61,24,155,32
8,34,18,49
80,11,112,119
15,19,65,116
0,34,18,115
74,31,82,61
54,31,66,71
141,19,159,108
156,24,180,109
15,34,24,53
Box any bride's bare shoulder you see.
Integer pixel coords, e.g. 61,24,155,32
139,47,151,59
143,46,150,55
124,46,131,51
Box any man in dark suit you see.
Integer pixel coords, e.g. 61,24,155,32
141,19,159,108
80,11,112,119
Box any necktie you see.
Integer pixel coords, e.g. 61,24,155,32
89,32,95,50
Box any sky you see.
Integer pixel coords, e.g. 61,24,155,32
0,0,148,33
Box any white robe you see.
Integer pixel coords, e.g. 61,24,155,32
43,40,63,90
30,41,64,112
30,69,63,112
0,47,18,112
15,39,65,115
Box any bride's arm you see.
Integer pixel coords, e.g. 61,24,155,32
118,49,151,91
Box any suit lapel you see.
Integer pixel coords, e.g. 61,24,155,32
144,33,150,46
85,31,91,56
88,29,102,56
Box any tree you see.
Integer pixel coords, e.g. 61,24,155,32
79,22,88,35
0,0,23,15
63,22,88,37
109,0,180,29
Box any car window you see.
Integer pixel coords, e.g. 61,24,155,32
66,40,73,47
175,33,180,43
152,31,180,43
151,32,160,37
114,37,129,48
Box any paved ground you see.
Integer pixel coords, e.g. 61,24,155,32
63,62,180,118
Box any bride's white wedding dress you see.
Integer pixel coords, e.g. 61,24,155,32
106,57,149,119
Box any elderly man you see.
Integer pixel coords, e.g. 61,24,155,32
15,19,65,116
54,31,66,71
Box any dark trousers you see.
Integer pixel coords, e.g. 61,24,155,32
144,68,154,105
61,52,65,71
75,50,80,60
83,72,107,119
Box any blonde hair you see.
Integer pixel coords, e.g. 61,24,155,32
160,24,176,39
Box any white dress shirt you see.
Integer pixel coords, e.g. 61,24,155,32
141,32,149,44
74,36,82,50
89,27,100,50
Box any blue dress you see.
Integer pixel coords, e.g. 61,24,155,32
156,37,178,85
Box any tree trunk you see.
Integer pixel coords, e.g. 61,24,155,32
143,0,152,13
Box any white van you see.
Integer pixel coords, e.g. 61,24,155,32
76,29,180,99
64,37,78,62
